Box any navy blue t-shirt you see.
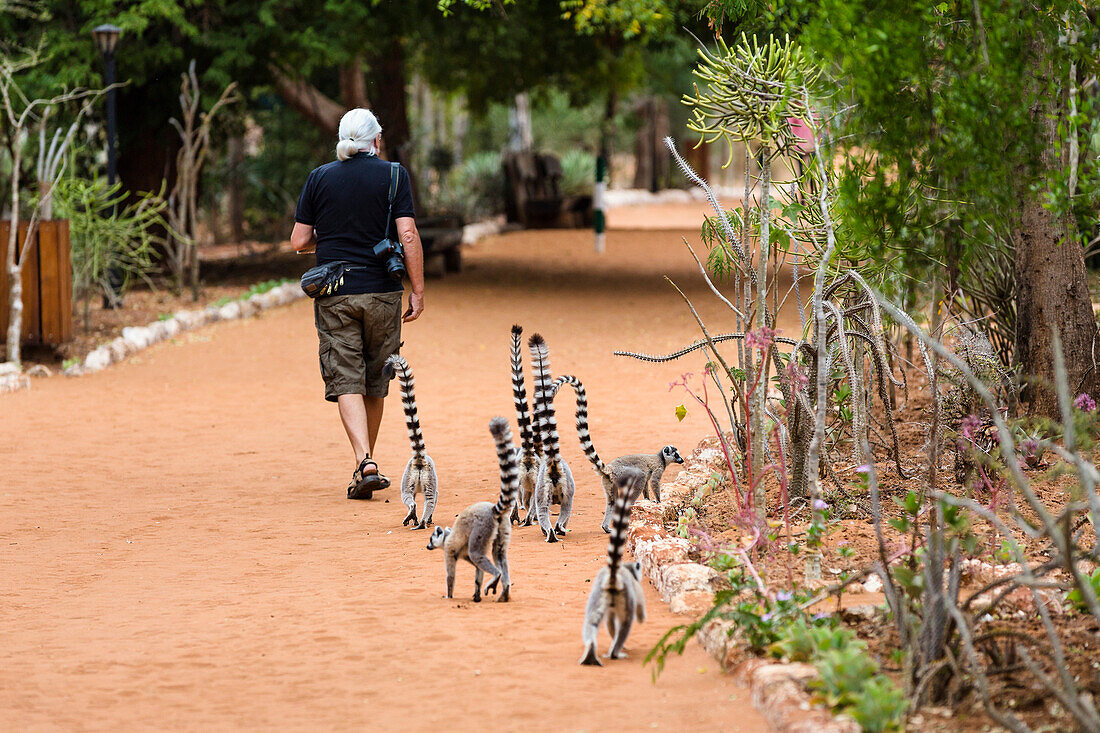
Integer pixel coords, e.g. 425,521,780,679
295,152,415,294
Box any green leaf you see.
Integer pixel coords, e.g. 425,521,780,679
675,404,688,422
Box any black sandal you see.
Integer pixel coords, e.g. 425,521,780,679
347,456,383,500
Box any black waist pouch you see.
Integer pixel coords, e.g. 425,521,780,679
300,261,359,298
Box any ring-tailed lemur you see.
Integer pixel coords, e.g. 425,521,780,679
580,467,647,666
386,354,437,530
510,325,540,525
426,417,518,602
527,333,575,542
551,375,684,532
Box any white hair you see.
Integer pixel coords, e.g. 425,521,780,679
336,108,382,161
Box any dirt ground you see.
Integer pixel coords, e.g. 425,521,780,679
0,221,791,731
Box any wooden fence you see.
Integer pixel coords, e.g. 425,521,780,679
0,220,73,347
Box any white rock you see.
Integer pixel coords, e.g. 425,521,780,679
251,292,275,310
84,347,111,372
204,306,223,323
0,361,21,377
147,321,169,342
162,318,181,338
658,563,719,604
217,302,241,321
107,338,131,362
862,574,883,594
172,311,195,330
122,326,151,350
0,372,29,393
25,364,52,377
238,299,260,318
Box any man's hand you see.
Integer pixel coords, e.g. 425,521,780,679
403,291,424,322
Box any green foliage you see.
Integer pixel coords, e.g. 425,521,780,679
684,32,820,160
1066,567,1100,613
431,151,504,221
562,0,680,39
704,0,1100,366
204,102,329,241
846,676,908,732
648,563,905,730
788,625,907,731
558,149,596,196
52,176,166,327
243,278,290,298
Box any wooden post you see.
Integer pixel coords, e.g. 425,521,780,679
0,220,73,348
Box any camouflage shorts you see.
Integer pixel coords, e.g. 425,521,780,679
314,291,402,402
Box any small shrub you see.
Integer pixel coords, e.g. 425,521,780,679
849,677,908,732
559,149,596,196
1066,567,1100,613
433,152,504,221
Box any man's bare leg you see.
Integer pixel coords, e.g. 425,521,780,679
365,396,384,455
338,394,371,464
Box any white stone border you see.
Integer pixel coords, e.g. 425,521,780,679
628,444,858,733
64,282,306,377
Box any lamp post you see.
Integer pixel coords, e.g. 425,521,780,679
92,23,123,307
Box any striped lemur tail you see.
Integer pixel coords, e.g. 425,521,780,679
489,417,520,519
606,468,642,593
386,355,427,461
528,333,562,483
551,375,609,478
510,325,538,459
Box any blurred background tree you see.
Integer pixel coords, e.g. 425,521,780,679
704,0,1100,416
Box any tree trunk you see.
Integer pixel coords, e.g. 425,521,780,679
225,136,246,244
508,93,533,152
367,39,411,165
599,87,617,182
1013,38,1098,415
632,97,654,191
366,39,418,205
269,65,343,136
338,55,370,110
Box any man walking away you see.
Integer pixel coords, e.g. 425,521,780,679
290,108,425,499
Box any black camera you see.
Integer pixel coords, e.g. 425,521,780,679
372,238,406,282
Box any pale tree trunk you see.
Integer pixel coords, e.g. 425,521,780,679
1014,36,1098,414
508,92,533,152
5,144,22,365
752,150,770,521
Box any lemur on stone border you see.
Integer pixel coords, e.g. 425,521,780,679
579,467,647,666
526,333,576,542
551,375,684,532
425,417,518,602
386,354,437,530
509,325,541,525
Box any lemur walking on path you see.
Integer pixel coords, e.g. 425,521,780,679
386,355,438,530
527,333,576,542
580,467,647,666
551,375,684,532
426,417,519,602
509,325,541,525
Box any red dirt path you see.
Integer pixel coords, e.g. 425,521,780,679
1,226,784,730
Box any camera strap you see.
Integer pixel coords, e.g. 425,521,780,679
383,161,400,242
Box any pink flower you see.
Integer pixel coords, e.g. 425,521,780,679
1075,393,1096,412
744,327,777,353
784,360,809,391
960,414,981,440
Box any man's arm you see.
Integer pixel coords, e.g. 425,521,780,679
396,216,424,322
291,222,316,253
